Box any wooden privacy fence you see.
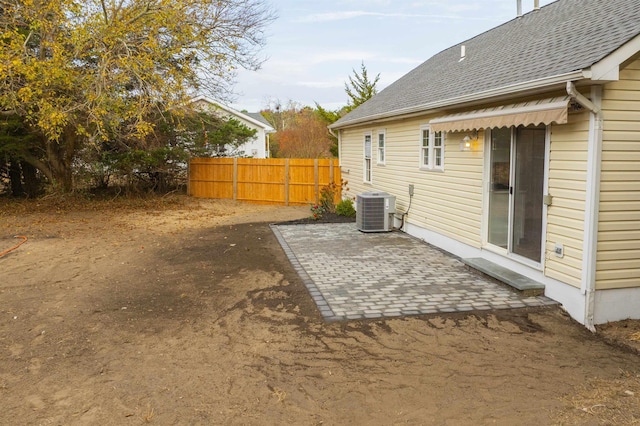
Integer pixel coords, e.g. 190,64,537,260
188,158,341,206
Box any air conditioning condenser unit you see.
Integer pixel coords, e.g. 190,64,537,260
356,191,396,232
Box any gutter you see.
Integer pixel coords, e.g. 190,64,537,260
330,70,588,130
566,81,602,332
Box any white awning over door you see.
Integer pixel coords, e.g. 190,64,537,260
429,96,570,133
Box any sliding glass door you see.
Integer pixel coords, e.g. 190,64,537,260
487,126,546,263
488,128,511,249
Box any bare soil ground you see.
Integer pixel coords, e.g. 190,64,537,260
1,195,639,425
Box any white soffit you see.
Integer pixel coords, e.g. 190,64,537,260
429,96,571,132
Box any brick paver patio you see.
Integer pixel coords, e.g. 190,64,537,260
272,223,557,322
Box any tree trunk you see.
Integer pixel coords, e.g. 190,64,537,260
8,158,24,197
21,161,40,197
45,129,76,192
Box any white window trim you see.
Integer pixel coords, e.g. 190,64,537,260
419,125,430,169
419,125,445,171
363,131,372,183
377,129,386,165
433,129,445,170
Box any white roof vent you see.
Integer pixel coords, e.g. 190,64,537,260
518,0,540,17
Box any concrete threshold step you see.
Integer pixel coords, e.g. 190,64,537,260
462,257,545,297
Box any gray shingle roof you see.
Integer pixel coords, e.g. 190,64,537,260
332,0,640,128
246,112,273,129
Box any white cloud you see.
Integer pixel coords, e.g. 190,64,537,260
296,79,345,89
296,10,500,23
309,50,375,64
295,11,385,23
378,57,424,66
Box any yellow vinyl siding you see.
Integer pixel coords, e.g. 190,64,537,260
544,112,590,288
598,58,640,290
340,119,483,248
339,128,367,192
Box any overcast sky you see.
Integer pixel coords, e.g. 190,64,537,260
229,0,557,113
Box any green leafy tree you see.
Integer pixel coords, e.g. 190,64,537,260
344,62,380,113
313,63,380,157
79,111,257,192
0,0,274,191
315,103,343,157
0,114,43,197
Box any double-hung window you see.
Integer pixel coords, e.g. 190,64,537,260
421,127,430,168
433,130,443,168
377,130,386,164
364,132,372,183
420,125,445,171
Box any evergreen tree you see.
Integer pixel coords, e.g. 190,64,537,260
344,62,380,112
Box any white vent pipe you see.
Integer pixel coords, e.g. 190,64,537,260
518,0,541,16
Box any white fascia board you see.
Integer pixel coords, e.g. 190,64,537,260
189,96,273,131
329,70,588,130
590,32,640,81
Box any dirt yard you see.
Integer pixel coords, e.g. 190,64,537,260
1,196,639,425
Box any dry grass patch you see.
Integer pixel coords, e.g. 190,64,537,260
554,371,640,425
0,192,190,216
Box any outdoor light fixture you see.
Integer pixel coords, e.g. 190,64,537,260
460,136,472,151
460,131,478,151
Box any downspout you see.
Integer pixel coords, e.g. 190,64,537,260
329,127,344,190
266,132,270,158
566,81,603,332
329,128,340,162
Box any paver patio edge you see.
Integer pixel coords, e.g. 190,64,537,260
270,224,339,321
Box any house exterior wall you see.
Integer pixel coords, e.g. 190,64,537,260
340,118,484,248
598,57,640,290
338,74,640,324
211,110,268,158
192,99,268,158
544,111,590,288
341,108,593,277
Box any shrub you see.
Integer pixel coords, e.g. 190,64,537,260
335,198,356,217
310,204,325,220
319,182,338,213
319,179,350,213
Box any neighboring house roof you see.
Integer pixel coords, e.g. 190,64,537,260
190,95,275,132
331,0,640,129
245,112,275,132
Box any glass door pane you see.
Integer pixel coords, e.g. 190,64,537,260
512,127,546,262
488,128,511,248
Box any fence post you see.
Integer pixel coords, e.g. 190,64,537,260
284,159,289,206
329,159,334,184
314,159,319,204
233,158,238,201
187,158,191,196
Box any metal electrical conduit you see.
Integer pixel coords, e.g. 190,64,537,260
396,184,414,231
